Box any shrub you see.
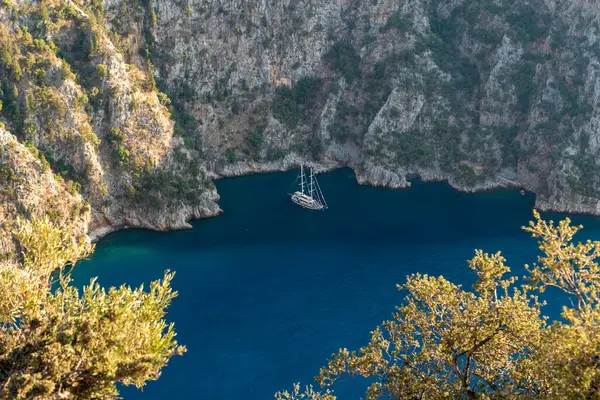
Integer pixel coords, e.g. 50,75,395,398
392,131,433,166
512,62,536,114
95,63,108,79
0,163,17,187
507,6,550,43
60,61,76,81
157,92,170,106
272,76,323,128
379,11,413,33
272,86,300,127
225,148,237,163
324,41,361,84
246,126,265,158
115,144,130,163
455,164,481,186
76,93,89,107
36,87,67,116
108,127,125,143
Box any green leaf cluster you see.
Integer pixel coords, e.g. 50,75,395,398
272,76,324,128
0,217,185,399
277,212,600,399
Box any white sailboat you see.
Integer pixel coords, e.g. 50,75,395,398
291,165,328,210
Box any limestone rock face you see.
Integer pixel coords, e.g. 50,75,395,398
151,0,600,213
3,0,600,248
0,0,221,247
0,128,90,260
131,0,600,214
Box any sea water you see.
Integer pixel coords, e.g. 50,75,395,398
71,169,600,399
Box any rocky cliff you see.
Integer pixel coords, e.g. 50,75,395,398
2,0,600,256
0,0,220,259
139,0,600,211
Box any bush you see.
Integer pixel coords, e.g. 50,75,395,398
115,144,130,163
91,0,105,19
455,163,482,186
507,6,550,43
133,168,204,207
231,100,241,115
108,127,125,143
33,68,47,85
472,28,503,45
272,76,323,128
146,59,157,91
37,3,50,22
392,131,433,166
248,130,263,150
324,41,361,84
389,106,400,118
42,151,86,186
512,62,536,114
36,87,67,116
95,63,108,79
66,179,81,195
0,163,17,186
379,11,413,33
327,122,351,142
60,61,76,81
272,86,299,127
76,93,89,107
225,148,237,163
246,126,266,158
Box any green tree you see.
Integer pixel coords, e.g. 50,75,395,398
276,211,600,399
0,216,185,399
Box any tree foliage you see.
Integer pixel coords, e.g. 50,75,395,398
0,217,185,399
272,76,323,128
324,42,361,84
276,211,600,399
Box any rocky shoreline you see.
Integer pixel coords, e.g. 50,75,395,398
87,188,223,242
86,158,600,244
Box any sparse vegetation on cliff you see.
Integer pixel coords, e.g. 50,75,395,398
272,76,324,128
2,0,600,238
0,0,218,247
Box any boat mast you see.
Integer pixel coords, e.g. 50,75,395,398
309,168,315,199
300,164,305,194
315,176,327,209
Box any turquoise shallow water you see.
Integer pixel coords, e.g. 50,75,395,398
71,169,600,399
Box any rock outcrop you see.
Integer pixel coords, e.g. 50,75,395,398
0,127,90,260
136,0,600,214
2,0,600,252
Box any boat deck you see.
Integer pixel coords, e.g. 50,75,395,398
291,192,325,210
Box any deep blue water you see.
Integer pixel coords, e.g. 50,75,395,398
71,169,600,399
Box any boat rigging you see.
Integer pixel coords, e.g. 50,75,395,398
290,165,328,210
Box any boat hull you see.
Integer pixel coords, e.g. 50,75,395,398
291,192,325,210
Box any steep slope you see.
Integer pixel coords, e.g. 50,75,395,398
0,0,219,250
135,0,600,213
2,0,600,250
0,127,89,262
